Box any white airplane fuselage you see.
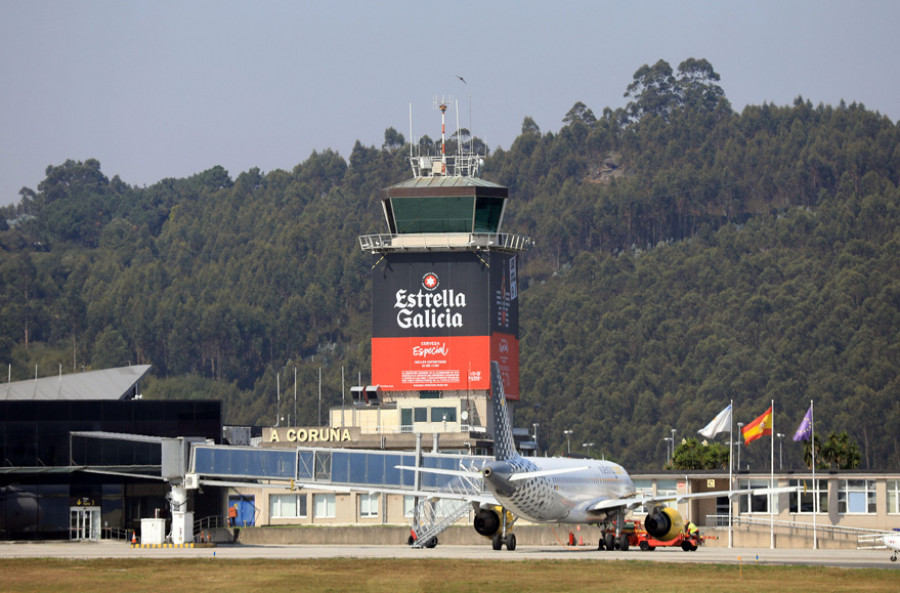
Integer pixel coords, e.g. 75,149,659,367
482,455,634,524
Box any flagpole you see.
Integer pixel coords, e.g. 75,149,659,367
770,398,775,550
728,398,733,548
812,399,817,550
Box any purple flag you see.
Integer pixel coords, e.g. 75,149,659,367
792,406,813,442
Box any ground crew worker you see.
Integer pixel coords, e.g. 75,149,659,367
685,519,699,541
228,503,238,527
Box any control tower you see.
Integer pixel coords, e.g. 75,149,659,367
358,103,532,433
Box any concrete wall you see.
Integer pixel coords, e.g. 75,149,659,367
220,522,859,550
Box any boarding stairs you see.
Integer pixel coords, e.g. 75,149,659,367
410,460,483,548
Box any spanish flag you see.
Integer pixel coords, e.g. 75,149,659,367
742,405,773,445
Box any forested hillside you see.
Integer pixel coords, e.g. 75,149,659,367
2,58,898,470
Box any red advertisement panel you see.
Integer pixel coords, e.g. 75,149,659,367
372,335,491,390
490,332,520,400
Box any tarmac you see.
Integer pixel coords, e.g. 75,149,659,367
1,540,898,570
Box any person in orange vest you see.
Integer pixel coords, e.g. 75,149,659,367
685,519,699,541
228,504,238,527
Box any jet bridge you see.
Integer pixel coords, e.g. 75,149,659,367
68,432,488,544
188,444,488,545
189,444,487,492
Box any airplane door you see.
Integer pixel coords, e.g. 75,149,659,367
69,506,101,540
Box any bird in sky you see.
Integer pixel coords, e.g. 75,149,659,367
456,75,467,84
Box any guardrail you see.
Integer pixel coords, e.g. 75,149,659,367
358,232,532,253
706,514,888,541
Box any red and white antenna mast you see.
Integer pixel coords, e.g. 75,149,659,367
433,95,453,173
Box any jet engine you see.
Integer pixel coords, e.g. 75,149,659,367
473,508,501,537
643,506,684,541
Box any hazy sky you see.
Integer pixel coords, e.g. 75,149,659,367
2,0,898,207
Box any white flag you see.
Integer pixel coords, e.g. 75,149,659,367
698,404,732,438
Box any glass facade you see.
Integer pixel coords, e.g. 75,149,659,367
192,446,487,494
0,400,222,539
0,400,221,467
788,479,828,513
838,480,877,514
888,480,900,514
270,494,307,519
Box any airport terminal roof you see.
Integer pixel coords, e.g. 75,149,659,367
1,364,151,401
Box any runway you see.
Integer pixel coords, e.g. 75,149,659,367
2,541,897,570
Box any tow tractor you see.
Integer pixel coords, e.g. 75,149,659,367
601,519,708,551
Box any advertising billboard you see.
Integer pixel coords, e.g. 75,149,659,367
372,251,519,397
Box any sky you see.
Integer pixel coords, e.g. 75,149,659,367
2,0,899,207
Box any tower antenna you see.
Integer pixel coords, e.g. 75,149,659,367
409,103,414,158
433,95,453,172
455,99,462,158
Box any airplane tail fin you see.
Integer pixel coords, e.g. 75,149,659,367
490,361,517,461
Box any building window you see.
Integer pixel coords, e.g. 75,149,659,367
404,496,417,518
270,494,307,519
430,407,457,423
788,479,827,514
359,494,379,518
314,493,336,518
838,480,876,514
414,408,428,423
888,480,900,515
656,479,677,509
738,479,777,514
632,479,653,514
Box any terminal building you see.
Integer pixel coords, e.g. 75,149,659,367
0,365,222,540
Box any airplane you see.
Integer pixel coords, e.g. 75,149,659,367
400,361,797,551
883,532,899,562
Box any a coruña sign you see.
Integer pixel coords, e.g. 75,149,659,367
263,426,359,445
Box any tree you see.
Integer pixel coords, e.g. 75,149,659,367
820,431,862,469
676,58,728,113
382,127,405,150
521,116,540,135
671,438,730,470
563,102,597,126
624,59,677,121
92,326,130,368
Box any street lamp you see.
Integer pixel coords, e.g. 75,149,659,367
663,437,673,463
533,423,540,456
777,433,785,470
582,442,595,457
736,422,744,470
670,428,676,461
564,430,573,455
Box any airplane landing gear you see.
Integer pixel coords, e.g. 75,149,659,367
492,532,516,550
492,506,516,550
604,532,616,551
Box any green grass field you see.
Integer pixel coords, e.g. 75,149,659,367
2,558,897,593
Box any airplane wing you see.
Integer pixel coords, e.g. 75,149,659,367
587,485,800,514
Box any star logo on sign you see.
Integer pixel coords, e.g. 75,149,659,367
422,273,439,290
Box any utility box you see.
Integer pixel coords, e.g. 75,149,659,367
171,511,193,545
141,518,166,545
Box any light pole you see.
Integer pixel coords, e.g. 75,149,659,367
670,428,676,461
736,422,744,470
663,437,673,464
582,442,595,457
777,433,785,470
564,430,573,455
533,423,540,456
